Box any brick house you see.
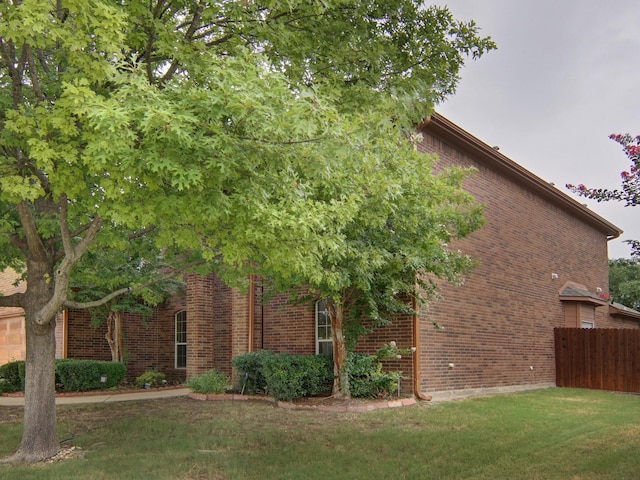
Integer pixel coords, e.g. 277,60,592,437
2,113,639,397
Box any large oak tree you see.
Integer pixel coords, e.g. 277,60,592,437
0,0,493,462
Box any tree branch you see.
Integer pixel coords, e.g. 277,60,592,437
16,201,47,261
24,44,45,102
63,286,131,310
63,259,204,310
0,292,25,308
58,195,74,256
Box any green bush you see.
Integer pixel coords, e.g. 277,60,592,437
232,350,275,394
135,370,166,388
56,360,126,391
347,352,401,398
0,360,24,392
261,354,333,402
0,359,126,392
187,369,230,394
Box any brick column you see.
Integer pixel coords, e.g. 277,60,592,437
186,273,216,378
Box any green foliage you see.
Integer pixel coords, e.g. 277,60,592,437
0,0,495,459
347,353,402,398
0,360,24,392
187,369,230,394
261,354,334,402
56,360,126,391
609,258,640,309
135,370,166,388
0,359,128,392
232,349,405,400
231,350,276,394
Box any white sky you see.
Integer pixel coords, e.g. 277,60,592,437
431,0,640,259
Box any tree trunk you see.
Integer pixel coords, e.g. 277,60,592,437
328,300,350,398
6,312,59,463
106,310,124,362
1,256,61,464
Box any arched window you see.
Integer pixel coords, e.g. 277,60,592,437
315,300,332,355
175,310,187,369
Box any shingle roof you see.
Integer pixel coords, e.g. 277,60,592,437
609,302,640,321
558,281,608,306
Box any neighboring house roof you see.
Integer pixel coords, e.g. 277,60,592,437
609,302,640,321
421,113,622,241
558,281,609,307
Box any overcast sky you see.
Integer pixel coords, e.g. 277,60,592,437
431,0,640,259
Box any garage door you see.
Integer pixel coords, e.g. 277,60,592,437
0,313,25,365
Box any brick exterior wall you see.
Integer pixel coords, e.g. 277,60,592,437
413,119,633,395
58,114,639,397
66,293,187,383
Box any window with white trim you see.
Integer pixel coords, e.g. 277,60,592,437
315,300,333,355
175,310,187,369
581,321,595,329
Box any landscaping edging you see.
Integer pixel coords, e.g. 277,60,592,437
1,385,187,398
188,392,417,412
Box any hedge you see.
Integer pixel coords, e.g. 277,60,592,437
232,351,402,401
347,352,401,398
261,353,334,401
56,360,126,391
0,359,126,392
231,350,275,394
0,360,24,393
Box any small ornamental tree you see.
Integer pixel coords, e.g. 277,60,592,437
264,146,484,398
70,243,185,362
567,133,640,257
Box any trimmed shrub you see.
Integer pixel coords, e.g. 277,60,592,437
0,360,24,392
347,352,401,398
56,360,126,391
232,350,275,394
187,369,230,394
0,359,126,392
135,370,166,388
261,354,333,401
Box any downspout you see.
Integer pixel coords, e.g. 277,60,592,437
62,309,68,359
411,139,432,401
248,274,255,352
412,291,432,401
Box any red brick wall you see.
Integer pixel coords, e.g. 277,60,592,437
66,293,187,383
262,291,315,354
415,130,615,393
61,119,637,397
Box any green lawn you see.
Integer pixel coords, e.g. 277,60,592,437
1,388,639,479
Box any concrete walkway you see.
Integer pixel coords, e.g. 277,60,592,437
0,388,191,407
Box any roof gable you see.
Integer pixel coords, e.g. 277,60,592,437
420,113,622,240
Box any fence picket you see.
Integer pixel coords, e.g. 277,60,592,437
554,328,640,393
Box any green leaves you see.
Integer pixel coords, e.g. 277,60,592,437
0,0,492,313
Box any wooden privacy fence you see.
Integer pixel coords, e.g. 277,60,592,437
555,327,640,393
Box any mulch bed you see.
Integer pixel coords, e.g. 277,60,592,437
188,391,418,412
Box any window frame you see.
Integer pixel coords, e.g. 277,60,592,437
315,300,333,356
175,310,187,369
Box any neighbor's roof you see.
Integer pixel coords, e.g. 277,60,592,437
420,113,622,241
609,302,640,321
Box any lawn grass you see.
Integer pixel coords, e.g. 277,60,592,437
1,387,639,479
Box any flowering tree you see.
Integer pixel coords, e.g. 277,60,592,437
567,133,640,257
